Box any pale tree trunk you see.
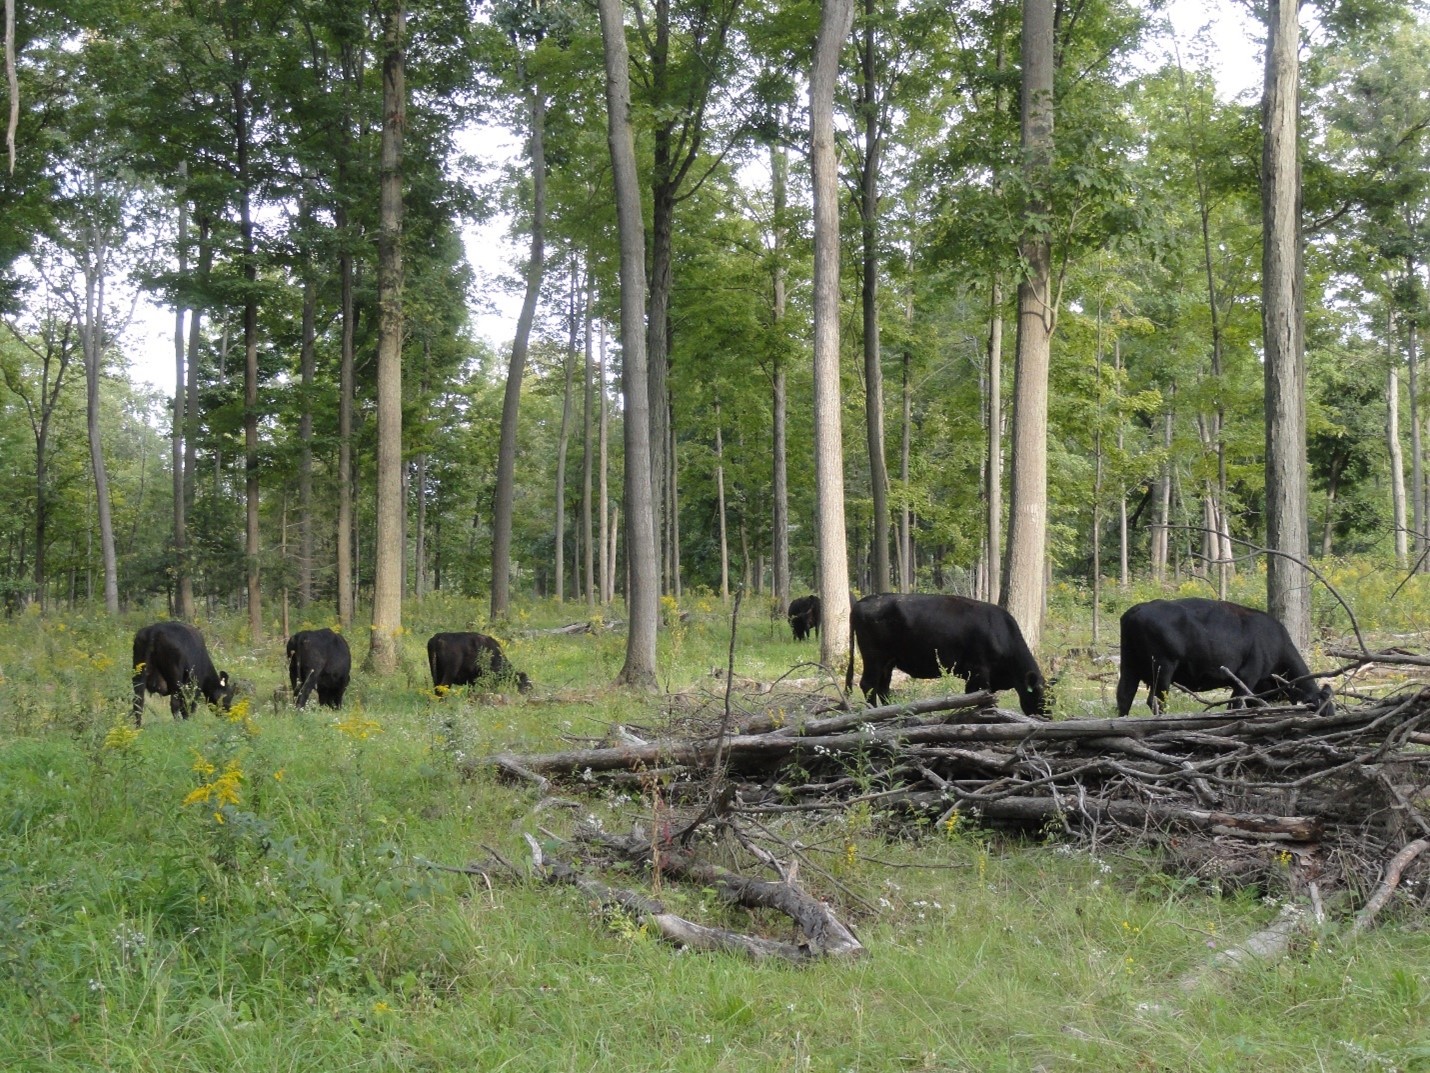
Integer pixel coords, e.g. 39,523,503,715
899,343,912,592
77,172,119,612
1388,336,1409,569
669,415,682,599
414,354,430,598
1001,0,1055,655
811,0,856,668
366,0,406,675
172,162,195,620
183,217,209,592
1116,337,1129,588
599,0,659,686
298,233,317,608
770,140,791,616
337,209,355,627
715,399,729,602
1152,401,1173,582
599,319,611,606
1408,283,1424,565
858,0,890,594
236,77,262,642
582,265,596,609
1262,0,1310,650
986,275,1004,605
555,263,577,602
492,78,546,618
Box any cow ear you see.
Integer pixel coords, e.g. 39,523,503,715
219,672,229,686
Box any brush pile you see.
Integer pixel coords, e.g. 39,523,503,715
477,661,1430,911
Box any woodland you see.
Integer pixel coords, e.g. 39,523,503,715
6,3,1430,1066
0,0,1428,675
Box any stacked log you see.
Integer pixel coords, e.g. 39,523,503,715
474,683,1430,902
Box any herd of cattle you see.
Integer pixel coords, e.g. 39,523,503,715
130,621,531,724
791,592,1331,717
127,592,1335,725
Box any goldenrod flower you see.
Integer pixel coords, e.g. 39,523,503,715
103,723,141,752
334,715,383,741
183,758,243,810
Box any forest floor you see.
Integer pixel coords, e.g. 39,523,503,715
1,581,1429,1072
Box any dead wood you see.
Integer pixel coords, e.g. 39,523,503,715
1350,838,1430,935
476,674,1430,928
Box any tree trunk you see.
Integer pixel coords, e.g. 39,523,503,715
986,275,1004,605
337,210,355,628
172,162,195,620
1262,0,1310,650
811,0,856,668
582,263,596,609
492,77,547,618
598,0,659,686
298,232,317,609
81,196,119,613
599,317,611,607
669,411,682,599
900,342,912,592
770,140,791,616
715,399,729,602
366,0,406,675
1389,352,1409,569
1152,400,1173,581
1001,0,1055,654
858,0,890,595
1408,284,1424,565
183,229,207,597
235,73,263,642
555,262,577,602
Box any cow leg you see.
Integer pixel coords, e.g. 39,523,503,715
294,668,320,709
1114,668,1140,717
860,661,894,706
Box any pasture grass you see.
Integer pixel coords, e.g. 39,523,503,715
1,588,1428,1071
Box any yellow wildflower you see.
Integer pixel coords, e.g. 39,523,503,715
103,723,141,752
334,715,383,741
190,752,216,779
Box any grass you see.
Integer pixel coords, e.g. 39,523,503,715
1,588,1429,1071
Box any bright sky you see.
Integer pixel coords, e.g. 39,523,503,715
122,0,1262,395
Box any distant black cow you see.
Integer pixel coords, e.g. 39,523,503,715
427,632,532,694
788,594,821,641
845,593,1048,715
1116,598,1332,716
286,628,352,710
131,621,235,725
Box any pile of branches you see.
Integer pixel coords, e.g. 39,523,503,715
473,670,1430,926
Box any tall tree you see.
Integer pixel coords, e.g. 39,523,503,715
1262,0,1309,648
1001,0,1055,653
491,7,548,619
598,0,658,686
812,0,855,668
367,0,406,674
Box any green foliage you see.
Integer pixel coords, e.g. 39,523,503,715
5,602,1430,1070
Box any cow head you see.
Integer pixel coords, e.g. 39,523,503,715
516,671,534,694
212,670,237,711
1020,670,1049,716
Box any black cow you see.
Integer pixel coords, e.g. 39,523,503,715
845,593,1048,715
427,632,532,694
286,628,352,710
788,594,821,641
1116,598,1332,716
131,621,235,725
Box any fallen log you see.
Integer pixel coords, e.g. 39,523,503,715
544,861,816,962
1351,837,1430,935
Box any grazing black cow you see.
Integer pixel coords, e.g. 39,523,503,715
788,594,821,641
286,628,352,710
1116,598,1332,716
845,593,1048,715
427,632,532,694
131,621,235,725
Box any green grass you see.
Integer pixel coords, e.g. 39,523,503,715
2,592,1428,1071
